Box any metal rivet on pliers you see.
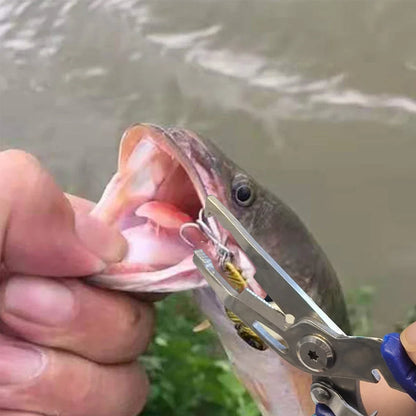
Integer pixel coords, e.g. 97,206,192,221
296,335,335,372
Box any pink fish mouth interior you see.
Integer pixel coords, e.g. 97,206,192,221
117,139,203,273
91,124,258,294
91,125,215,292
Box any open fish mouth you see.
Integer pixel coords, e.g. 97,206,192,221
89,124,256,293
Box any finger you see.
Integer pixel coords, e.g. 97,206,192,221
361,377,416,415
0,336,148,416
401,322,416,364
0,150,126,276
0,276,154,363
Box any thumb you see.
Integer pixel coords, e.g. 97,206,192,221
0,150,126,277
401,322,416,364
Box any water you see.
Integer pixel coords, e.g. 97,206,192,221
1,0,416,335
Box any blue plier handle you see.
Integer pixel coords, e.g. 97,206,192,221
315,333,416,415
193,196,406,416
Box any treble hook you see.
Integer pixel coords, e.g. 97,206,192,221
179,208,232,268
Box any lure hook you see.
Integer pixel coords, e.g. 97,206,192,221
179,208,232,268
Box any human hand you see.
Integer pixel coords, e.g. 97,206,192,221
0,150,154,416
382,330,416,402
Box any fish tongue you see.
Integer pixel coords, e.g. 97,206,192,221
135,200,193,230
123,200,195,268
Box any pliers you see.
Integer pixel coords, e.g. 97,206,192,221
192,196,409,416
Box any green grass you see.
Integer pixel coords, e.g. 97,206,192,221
141,293,260,416
141,287,414,415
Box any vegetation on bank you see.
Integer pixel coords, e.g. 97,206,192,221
141,293,259,416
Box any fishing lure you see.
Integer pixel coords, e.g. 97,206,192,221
223,261,268,351
181,209,267,350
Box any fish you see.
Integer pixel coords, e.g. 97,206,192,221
89,123,350,416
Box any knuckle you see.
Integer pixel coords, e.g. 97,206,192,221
117,301,155,360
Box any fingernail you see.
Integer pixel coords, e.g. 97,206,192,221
0,343,45,384
5,276,75,326
75,214,127,263
401,322,416,352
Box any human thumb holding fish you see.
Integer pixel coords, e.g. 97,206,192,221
0,150,154,416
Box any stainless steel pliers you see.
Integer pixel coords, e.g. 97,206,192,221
192,196,406,416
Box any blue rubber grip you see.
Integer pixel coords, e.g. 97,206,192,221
314,403,334,416
381,332,416,402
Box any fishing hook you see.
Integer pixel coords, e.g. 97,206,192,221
179,208,232,268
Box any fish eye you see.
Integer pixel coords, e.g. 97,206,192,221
232,176,256,207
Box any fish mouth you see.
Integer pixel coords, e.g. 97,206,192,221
90,124,249,293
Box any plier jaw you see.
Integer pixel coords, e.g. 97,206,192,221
193,196,404,416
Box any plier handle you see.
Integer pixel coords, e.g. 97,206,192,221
193,196,405,416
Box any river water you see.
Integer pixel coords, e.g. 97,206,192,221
1,0,416,335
